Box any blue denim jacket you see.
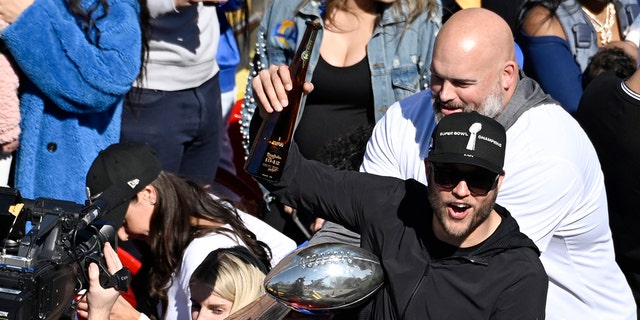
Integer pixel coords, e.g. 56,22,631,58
241,0,441,152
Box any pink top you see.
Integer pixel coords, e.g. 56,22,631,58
0,19,20,144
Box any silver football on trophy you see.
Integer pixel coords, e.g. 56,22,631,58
264,243,384,312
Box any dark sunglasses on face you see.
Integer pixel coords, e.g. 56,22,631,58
430,164,499,196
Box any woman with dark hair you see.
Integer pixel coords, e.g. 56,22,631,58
0,0,150,203
77,142,296,319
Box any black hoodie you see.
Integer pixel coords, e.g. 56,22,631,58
264,143,548,319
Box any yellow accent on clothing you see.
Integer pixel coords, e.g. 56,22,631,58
456,0,481,9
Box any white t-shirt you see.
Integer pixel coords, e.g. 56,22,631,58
361,100,637,319
137,0,220,91
163,210,296,319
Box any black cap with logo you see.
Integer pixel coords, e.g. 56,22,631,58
428,111,506,174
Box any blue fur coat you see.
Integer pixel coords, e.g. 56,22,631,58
2,0,141,203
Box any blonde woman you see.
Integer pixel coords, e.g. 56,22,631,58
189,246,268,319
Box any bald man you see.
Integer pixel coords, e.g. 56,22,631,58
361,8,637,319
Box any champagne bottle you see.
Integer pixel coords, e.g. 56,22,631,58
244,20,322,182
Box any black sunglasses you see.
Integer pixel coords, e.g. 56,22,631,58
430,165,499,196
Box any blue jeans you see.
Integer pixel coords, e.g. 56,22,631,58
121,74,223,185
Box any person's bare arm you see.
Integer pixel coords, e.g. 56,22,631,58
521,5,567,39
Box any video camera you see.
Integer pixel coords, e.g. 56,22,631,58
0,186,125,320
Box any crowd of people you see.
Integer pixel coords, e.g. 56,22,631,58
1,0,640,318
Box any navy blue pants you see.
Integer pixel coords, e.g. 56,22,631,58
121,74,223,186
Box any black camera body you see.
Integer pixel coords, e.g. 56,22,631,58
0,187,116,320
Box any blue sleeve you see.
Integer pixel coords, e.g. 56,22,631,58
517,33,582,114
216,10,240,91
2,0,142,114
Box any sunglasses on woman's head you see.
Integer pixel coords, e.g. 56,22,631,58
430,164,499,196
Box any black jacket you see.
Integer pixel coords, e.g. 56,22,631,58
264,144,548,319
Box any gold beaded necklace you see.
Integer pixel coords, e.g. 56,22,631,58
582,2,617,45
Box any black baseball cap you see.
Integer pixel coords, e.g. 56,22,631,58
427,112,506,174
85,142,162,228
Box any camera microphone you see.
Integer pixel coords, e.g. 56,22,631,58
78,185,130,229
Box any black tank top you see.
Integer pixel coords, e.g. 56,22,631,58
294,54,375,160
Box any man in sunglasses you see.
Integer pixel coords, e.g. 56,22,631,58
358,8,636,319
261,111,548,319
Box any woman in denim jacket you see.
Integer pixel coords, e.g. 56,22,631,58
241,0,441,243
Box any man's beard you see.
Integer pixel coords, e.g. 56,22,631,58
427,186,497,240
432,85,504,122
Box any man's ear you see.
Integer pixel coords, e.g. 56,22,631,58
495,172,505,191
502,60,518,90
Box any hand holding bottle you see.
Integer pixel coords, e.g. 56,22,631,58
245,21,321,182
252,65,315,117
